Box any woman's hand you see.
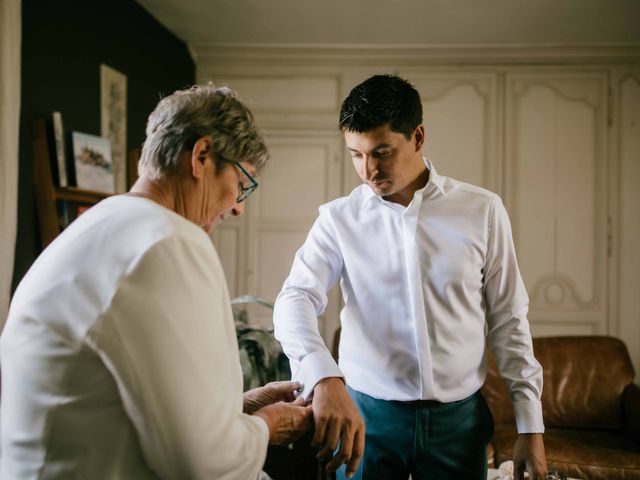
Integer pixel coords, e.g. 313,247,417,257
254,397,313,445
243,381,302,415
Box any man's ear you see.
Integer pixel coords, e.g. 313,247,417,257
414,125,425,152
191,136,213,179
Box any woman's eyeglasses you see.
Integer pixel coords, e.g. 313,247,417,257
231,161,258,203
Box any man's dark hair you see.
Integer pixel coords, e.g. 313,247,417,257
339,74,422,139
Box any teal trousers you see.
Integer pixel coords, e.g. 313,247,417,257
337,387,494,480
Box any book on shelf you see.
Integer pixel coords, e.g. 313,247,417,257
52,111,68,187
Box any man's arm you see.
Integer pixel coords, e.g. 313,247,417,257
483,197,547,479
273,208,365,477
274,209,344,397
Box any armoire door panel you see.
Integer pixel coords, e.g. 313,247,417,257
421,83,488,187
247,133,343,339
399,71,499,192
211,224,242,299
505,72,607,329
255,229,307,302
217,76,340,113
530,322,596,338
618,72,640,373
256,143,331,221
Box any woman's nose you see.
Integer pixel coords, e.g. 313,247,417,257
231,201,245,217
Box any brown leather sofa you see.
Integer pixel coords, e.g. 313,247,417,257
482,336,640,480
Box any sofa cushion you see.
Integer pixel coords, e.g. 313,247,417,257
492,426,640,480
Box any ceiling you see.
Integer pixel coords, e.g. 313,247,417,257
136,0,640,51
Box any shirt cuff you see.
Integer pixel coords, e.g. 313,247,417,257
295,349,344,400
513,400,545,433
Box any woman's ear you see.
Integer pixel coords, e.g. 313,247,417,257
191,136,213,179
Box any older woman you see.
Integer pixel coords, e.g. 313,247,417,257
1,84,312,479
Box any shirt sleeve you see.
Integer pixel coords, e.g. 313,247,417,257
273,207,344,400
91,233,269,479
483,197,545,434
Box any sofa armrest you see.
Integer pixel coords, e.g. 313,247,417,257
623,382,640,443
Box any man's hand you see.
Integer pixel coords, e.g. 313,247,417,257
513,433,547,480
312,377,365,478
254,397,313,445
243,381,301,415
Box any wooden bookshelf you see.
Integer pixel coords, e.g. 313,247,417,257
33,118,115,248
54,186,111,204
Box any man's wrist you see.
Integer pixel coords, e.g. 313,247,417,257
315,376,346,390
319,376,345,384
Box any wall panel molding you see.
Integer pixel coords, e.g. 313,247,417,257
530,273,597,309
193,44,640,67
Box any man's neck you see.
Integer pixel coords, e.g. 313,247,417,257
383,167,430,207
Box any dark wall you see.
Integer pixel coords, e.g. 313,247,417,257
13,0,195,290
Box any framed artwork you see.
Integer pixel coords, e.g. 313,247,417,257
100,64,127,193
72,131,114,193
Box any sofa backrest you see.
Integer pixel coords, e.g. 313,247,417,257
482,336,635,430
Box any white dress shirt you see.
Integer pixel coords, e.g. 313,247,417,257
1,196,269,479
274,159,544,433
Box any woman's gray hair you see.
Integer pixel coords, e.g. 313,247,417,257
138,83,270,179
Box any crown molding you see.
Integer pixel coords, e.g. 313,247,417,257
191,43,640,67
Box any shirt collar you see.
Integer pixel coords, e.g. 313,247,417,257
360,157,446,207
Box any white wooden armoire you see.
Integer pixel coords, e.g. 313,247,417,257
196,46,640,375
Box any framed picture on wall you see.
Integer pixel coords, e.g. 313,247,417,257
71,131,114,193
100,64,127,193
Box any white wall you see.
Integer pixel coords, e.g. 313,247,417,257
197,47,640,376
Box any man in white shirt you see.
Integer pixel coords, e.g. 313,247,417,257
273,74,548,480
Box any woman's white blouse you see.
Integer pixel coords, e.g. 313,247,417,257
1,196,268,479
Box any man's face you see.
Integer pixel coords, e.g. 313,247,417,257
344,124,425,202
